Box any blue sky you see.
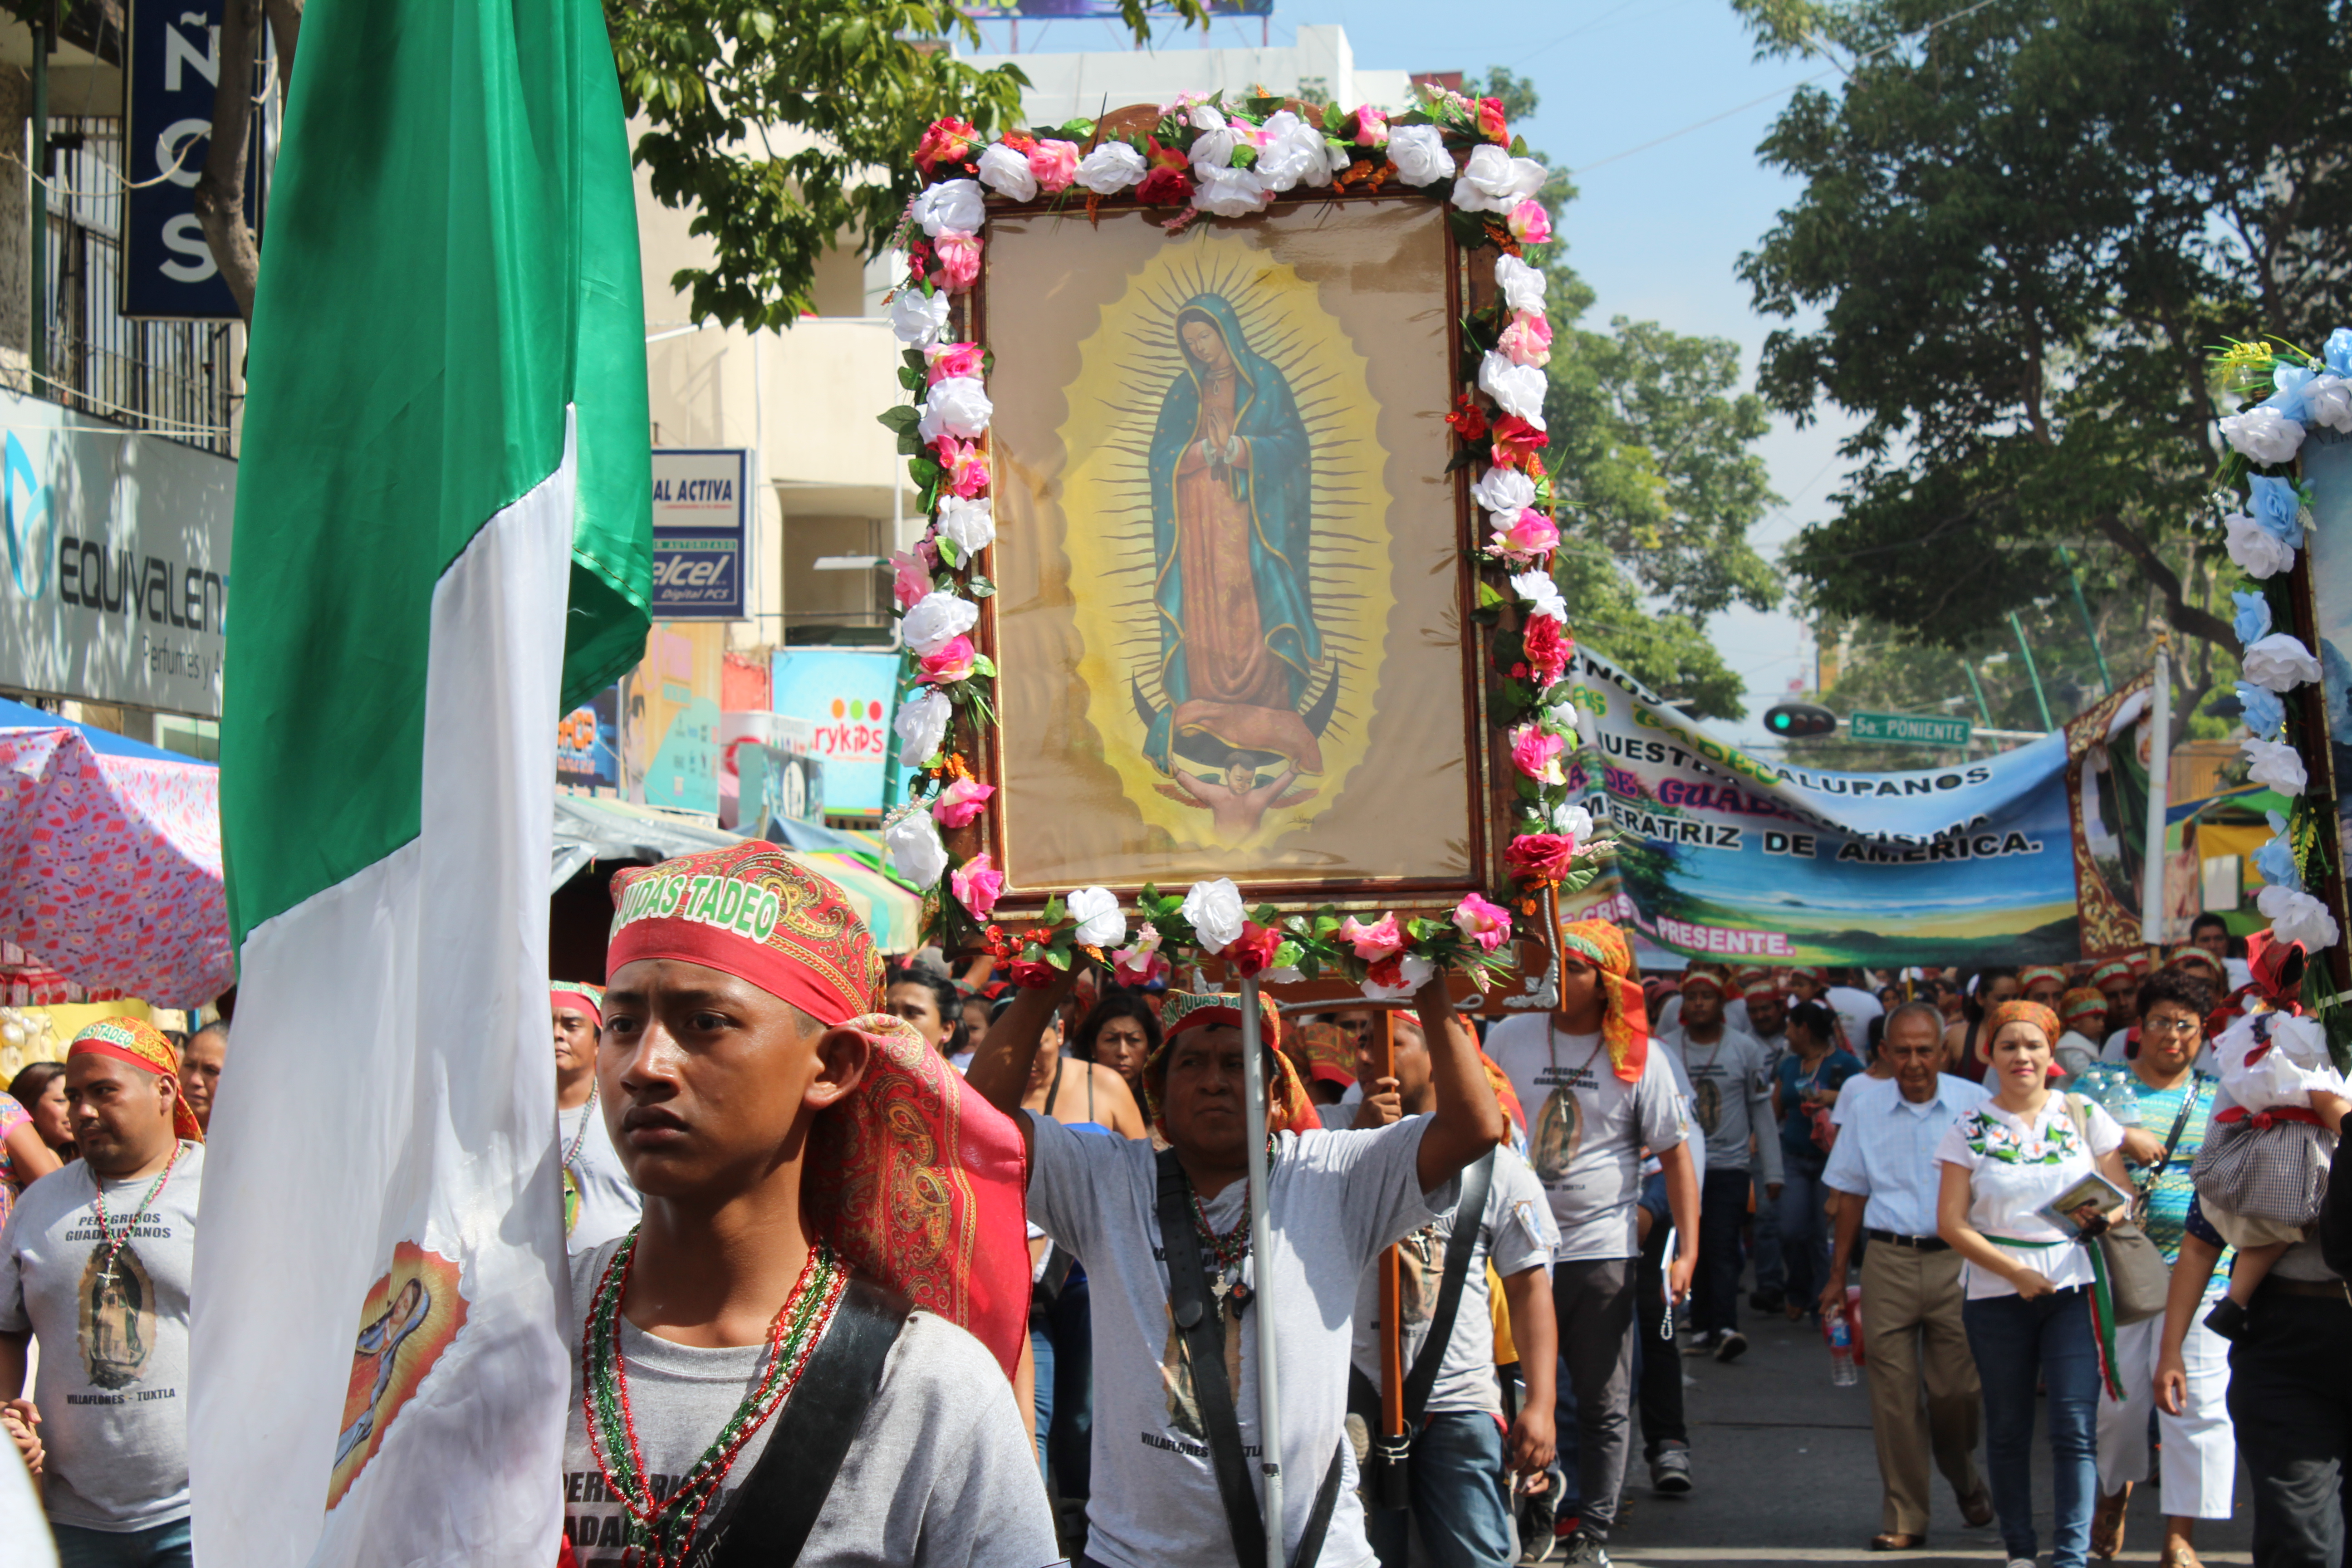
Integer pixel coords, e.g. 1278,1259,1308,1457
972,0,1863,748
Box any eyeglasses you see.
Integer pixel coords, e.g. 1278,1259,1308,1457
2143,1018,2200,1037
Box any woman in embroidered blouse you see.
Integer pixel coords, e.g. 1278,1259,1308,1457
1937,999,2133,1568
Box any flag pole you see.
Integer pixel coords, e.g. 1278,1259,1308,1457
1238,971,1284,1568
2139,637,2172,958
1376,1009,1405,1446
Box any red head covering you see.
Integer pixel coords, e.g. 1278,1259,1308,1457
1556,917,1648,1083
1143,990,1314,1136
2125,949,2152,975
607,843,1029,1374
2018,965,2068,991
1286,1020,1356,1086
1678,970,1726,995
2058,987,2107,1027
2087,958,2134,989
1979,999,2062,1059
69,1017,202,1143
549,981,604,1026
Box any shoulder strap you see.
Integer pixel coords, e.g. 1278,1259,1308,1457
690,1277,911,1568
1400,1150,1495,1428
1156,1146,1269,1568
2156,1080,2200,1168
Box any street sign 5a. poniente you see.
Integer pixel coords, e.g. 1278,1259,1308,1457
1849,710,1972,747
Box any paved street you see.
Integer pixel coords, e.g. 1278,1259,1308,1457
1595,1305,2259,1567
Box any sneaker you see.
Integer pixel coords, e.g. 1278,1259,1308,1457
1749,1287,1786,1313
1518,1480,1564,1563
1714,1330,1749,1363
1560,1528,1612,1567
2005,1559,2038,1568
1650,1439,1694,1494
1681,1329,1720,1356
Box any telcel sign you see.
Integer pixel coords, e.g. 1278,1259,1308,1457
652,448,746,620
0,387,235,716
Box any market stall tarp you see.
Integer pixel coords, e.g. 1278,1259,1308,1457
0,715,229,1007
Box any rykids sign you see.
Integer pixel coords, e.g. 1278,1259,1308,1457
769,648,911,814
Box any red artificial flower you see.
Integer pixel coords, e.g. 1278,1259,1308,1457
1010,958,1061,989
1490,415,1549,469
1226,921,1283,977
1445,393,1489,443
999,128,1039,155
1477,97,1509,144
914,117,979,176
1524,613,1569,686
1136,165,1195,206
1144,136,1188,171
1504,832,1578,884
1365,953,1406,990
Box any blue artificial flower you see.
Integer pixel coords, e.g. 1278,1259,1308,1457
2237,681,2286,740
2264,363,2318,424
2254,812,2303,891
2248,475,2306,548
2233,589,2274,647
2327,327,2352,378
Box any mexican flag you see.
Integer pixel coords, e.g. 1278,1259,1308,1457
190,0,650,1561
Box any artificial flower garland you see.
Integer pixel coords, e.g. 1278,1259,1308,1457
2210,332,2346,984
876,83,1604,998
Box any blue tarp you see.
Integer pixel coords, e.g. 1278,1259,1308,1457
0,696,207,764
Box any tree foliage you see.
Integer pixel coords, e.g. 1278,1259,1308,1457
1734,0,2352,671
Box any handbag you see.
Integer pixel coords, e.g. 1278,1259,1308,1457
2192,1110,2334,1226
2063,1095,2170,1326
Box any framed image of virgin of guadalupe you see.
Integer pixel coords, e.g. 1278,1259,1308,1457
968,196,1492,904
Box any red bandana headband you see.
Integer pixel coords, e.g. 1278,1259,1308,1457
550,982,604,1026
2059,987,2108,1025
1982,999,2062,1055
609,841,881,1026
2018,965,2068,990
69,1017,203,1143
1145,991,1315,1136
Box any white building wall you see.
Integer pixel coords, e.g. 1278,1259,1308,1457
969,24,1414,127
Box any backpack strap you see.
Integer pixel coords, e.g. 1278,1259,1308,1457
1399,1150,1495,1429
689,1277,911,1568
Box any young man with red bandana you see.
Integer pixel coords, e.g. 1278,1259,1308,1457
559,843,1057,1567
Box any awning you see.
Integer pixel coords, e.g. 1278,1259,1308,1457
0,714,229,1008
792,850,924,953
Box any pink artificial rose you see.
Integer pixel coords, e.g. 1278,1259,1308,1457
914,118,978,175
1490,508,1560,561
1504,832,1576,883
1510,724,1565,785
918,635,979,686
931,230,982,292
891,550,931,610
1226,921,1283,978
1452,893,1514,954
1354,106,1390,147
1477,97,1509,143
1112,946,1171,986
1029,138,1081,193
935,436,991,499
1507,199,1552,245
925,341,984,384
1489,416,1547,469
950,852,1005,918
931,776,995,828
1340,911,1406,961
1498,310,1552,368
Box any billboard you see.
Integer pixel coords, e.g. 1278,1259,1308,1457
769,648,912,816
0,386,235,716
555,688,619,792
122,0,268,319
622,623,726,814
651,448,746,620
1560,648,2082,965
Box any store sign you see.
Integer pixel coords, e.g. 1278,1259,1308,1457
122,0,268,320
0,386,235,716
651,448,746,620
769,648,911,815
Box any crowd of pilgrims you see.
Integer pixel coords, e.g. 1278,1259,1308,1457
0,847,2347,1568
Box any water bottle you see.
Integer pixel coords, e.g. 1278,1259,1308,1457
1826,1306,1858,1387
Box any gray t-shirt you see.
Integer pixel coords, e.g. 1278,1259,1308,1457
1349,1147,1556,1415
561,1239,1058,1567
559,1098,642,1254
1024,1109,1453,1568
1665,1028,1783,1183
1486,1017,1689,1261
0,1142,204,1531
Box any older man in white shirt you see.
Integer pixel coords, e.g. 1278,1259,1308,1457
1820,1001,1994,1552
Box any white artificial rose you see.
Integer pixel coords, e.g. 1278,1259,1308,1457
1066,887,1128,948
1192,164,1271,216
2224,508,2296,579
1553,802,1596,841
889,287,951,348
2242,632,2323,693
1495,254,1547,315
1479,350,1548,425
1074,141,1146,194
1510,567,1567,622
1360,954,1436,1002
883,808,950,887
974,142,1038,202
2220,406,2307,466
911,178,985,237
2306,375,2352,434
2259,883,2341,951
936,496,996,557
892,688,952,766
1188,108,1240,172
1187,103,1226,132
1387,124,1452,186
1180,877,1247,953
1470,466,1537,517
916,376,993,444
1253,112,1331,191
1451,144,1548,213
899,590,980,656
2240,736,2309,795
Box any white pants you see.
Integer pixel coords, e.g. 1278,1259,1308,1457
2094,1312,2235,1517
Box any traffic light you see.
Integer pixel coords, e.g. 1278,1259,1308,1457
1764,702,1838,740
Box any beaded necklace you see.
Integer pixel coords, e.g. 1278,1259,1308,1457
560,1081,599,1236
1191,1186,1251,1271
90,1141,183,1289
581,1230,846,1568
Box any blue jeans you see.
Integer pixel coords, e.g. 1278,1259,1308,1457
1964,1286,2101,1568
1030,1273,1093,1505
1776,1157,1832,1312
51,1519,194,1568
1365,1410,1514,1568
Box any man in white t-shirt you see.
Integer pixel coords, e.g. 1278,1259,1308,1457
1,1018,208,1567
550,983,641,1252
1664,971,1781,1361
970,972,1506,1568
1488,917,1696,1568
1737,980,1794,1313
1348,1013,1558,1567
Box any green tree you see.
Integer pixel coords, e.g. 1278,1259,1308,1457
1470,68,1782,718
1733,0,2352,696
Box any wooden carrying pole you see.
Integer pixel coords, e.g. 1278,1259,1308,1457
1377,1009,1405,1444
